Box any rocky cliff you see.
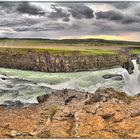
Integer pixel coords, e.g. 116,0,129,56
0,50,123,72
0,88,140,138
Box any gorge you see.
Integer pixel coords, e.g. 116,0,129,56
0,39,140,138
0,52,139,139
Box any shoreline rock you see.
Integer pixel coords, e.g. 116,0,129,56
102,74,123,80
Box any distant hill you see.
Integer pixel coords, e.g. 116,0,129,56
0,38,140,46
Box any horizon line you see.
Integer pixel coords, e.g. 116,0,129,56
1,37,140,43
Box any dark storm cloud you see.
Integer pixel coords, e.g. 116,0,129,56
0,2,17,8
122,16,140,24
14,23,66,32
111,2,133,9
48,3,94,21
96,10,123,21
0,18,39,27
96,10,140,24
0,2,17,13
0,2,46,16
48,4,70,22
16,2,46,16
0,2,14,8
0,2,140,40
59,3,94,19
133,6,140,17
91,19,140,35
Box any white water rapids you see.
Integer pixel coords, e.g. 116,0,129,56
0,60,139,105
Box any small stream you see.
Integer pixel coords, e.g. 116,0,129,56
0,60,139,105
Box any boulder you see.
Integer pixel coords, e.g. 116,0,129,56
84,88,129,105
37,94,50,103
1,77,6,80
2,100,24,108
122,58,134,74
103,74,123,80
136,57,140,64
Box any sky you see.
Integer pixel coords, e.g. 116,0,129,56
0,1,140,41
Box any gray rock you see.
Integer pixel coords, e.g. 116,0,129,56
84,88,128,105
122,58,134,74
103,74,123,80
37,94,50,103
1,100,24,108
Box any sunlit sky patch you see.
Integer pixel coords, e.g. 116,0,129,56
0,1,140,41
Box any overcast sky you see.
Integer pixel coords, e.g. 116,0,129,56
0,1,140,41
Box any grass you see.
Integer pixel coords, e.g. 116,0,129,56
1,38,140,46
130,49,140,54
42,104,58,121
0,38,140,56
1,38,140,49
0,47,116,56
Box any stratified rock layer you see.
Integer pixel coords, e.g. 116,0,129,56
0,88,140,138
0,51,121,72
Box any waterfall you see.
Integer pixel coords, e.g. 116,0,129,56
122,60,140,95
121,69,130,83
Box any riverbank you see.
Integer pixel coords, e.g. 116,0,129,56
0,88,140,138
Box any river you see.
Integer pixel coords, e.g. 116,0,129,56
0,60,139,105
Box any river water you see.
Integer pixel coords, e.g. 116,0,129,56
0,60,139,105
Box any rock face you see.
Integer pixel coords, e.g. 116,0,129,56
0,51,121,72
0,88,140,138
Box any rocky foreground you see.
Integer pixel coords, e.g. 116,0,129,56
0,88,140,138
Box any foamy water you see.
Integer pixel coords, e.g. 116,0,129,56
0,60,139,105
122,60,140,95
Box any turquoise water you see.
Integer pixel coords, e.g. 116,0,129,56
0,67,125,104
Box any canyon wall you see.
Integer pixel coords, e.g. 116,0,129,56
0,51,125,72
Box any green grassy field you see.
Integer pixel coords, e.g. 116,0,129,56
130,49,140,54
0,47,116,56
1,38,140,46
0,38,140,55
